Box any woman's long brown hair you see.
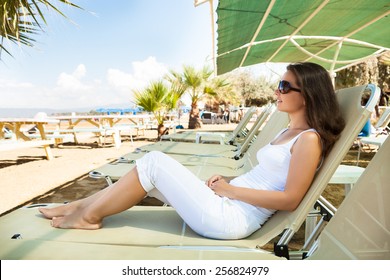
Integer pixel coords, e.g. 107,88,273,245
287,62,346,157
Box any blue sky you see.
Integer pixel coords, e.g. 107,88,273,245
0,0,285,110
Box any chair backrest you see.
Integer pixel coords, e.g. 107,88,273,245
234,103,278,156
202,112,212,119
229,106,257,141
309,136,390,260
248,84,381,247
375,107,390,131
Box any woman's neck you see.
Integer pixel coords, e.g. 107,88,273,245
288,114,310,130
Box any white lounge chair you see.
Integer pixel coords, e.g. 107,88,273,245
360,134,388,151
1,126,386,261
307,135,390,260
161,106,258,144
357,107,390,153
136,104,277,159
375,107,390,132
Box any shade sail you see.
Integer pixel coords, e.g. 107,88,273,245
215,0,390,75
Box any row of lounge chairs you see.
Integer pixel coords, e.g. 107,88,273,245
0,84,388,260
160,106,258,144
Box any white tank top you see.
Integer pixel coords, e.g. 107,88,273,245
229,128,317,224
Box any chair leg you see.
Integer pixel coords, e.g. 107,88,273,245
129,133,134,146
305,211,318,243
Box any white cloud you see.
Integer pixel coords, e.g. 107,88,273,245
0,57,170,110
132,56,168,84
0,79,48,108
107,56,169,101
56,64,92,92
73,64,87,79
0,79,34,89
107,56,168,92
107,69,134,89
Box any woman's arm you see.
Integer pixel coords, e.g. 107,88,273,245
209,132,322,211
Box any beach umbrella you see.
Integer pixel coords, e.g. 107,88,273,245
95,107,142,115
215,0,390,76
122,107,142,114
95,108,108,113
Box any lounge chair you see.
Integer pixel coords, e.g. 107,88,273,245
328,164,365,195
360,134,388,152
373,107,390,134
96,83,381,254
0,84,380,260
1,127,13,139
307,135,390,260
135,104,277,159
1,124,386,261
160,106,257,144
357,107,390,152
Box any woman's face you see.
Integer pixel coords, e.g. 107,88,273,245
275,70,306,114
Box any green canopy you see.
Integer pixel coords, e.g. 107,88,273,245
216,0,390,75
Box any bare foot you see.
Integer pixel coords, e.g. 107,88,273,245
39,202,81,219
50,212,102,230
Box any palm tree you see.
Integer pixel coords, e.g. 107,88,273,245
134,80,185,140
0,0,81,58
168,64,227,129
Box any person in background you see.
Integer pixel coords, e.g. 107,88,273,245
223,108,230,123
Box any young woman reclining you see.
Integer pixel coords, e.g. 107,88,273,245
39,62,345,240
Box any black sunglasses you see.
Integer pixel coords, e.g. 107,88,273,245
278,80,301,94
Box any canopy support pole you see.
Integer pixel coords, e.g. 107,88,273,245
194,0,216,75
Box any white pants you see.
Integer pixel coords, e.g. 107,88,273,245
136,151,260,239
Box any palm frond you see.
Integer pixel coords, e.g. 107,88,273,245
0,0,82,59
201,64,213,79
133,81,171,125
203,86,217,95
183,65,202,89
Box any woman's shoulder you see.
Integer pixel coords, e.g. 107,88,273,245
295,129,322,148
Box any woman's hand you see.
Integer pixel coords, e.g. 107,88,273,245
206,175,223,187
206,175,235,198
